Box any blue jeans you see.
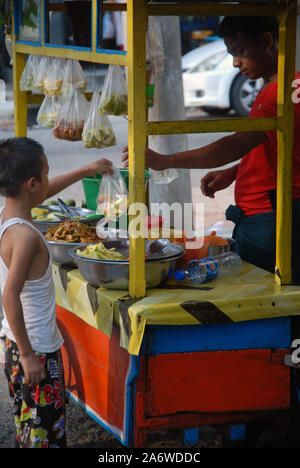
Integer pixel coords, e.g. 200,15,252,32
226,199,300,284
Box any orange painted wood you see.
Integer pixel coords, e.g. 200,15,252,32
56,305,130,430
145,349,290,417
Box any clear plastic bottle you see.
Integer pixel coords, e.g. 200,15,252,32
174,252,242,284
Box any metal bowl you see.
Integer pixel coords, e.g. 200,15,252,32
33,204,101,233
47,240,85,266
68,239,185,289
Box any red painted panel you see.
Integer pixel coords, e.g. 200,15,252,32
56,306,130,431
145,349,290,417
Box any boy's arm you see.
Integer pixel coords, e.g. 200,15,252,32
1,227,46,386
46,158,113,199
121,131,267,170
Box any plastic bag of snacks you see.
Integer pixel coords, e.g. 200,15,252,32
98,65,127,116
37,94,63,127
82,91,116,148
32,56,53,93
44,57,66,96
96,167,128,217
62,59,87,95
53,87,89,141
20,55,41,91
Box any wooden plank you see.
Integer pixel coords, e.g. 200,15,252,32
147,3,285,17
275,2,297,285
141,317,291,355
12,3,27,137
146,116,279,135
56,306,130,434
145,349,290,416
14,43,127,66
127,0,147,299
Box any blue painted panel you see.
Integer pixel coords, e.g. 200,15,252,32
184,428,199,446
140,317,291,355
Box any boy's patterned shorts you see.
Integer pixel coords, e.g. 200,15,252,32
1,336,67,448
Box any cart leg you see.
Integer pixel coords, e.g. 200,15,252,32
134,427,146,448
184,428,199,446
12,52,27,137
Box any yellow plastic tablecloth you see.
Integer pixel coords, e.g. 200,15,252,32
53,262,300,355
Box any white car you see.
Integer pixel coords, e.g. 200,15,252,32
182,39,263,116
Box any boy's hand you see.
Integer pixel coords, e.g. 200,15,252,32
121,146,169,171
21,352,46,387
201,167,237,198
85,159,114,176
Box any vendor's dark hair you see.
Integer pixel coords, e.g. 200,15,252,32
0,137,44,197
218,16,279,41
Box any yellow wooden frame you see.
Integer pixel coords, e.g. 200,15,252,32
11,0,297,295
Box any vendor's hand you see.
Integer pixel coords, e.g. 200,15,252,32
21,352,46,387
121,146,169,171
85,159,114,176
201,167,236,198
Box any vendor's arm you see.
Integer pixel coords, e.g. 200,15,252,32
152,131,267,169
46,158,113,199
201,164,239,198
1,228,46,386
121,131,267,170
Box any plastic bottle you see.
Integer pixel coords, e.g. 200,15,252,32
173,252,242,284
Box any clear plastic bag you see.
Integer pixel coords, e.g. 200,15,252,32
20,54,40,91
150,168,179,184
98,65,127,116
32,56,53,93
82,91,116,148
53,86,89,141
96,168,128,218
44,57,65,96
62,59,87,95
37,94,63,127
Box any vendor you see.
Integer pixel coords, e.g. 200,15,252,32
122,15,300,283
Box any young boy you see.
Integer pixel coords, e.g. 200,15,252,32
0,137,113,448
122,15,300,282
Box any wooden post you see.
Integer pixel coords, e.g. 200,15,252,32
276,0,297,285
127,0,147,299
11,0,27,137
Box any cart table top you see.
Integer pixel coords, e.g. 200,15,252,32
53,261,300,355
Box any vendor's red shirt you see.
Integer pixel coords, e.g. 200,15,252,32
235,72,300,216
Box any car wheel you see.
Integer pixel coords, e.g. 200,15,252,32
201,106,230,116
230,73,262,117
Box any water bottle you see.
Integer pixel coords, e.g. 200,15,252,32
174,252,242,284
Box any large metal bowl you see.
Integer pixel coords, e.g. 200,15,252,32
33,204,101,233
47,240,85,266
68,239,185,289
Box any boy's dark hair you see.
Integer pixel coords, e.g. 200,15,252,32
218,16,279,42
0,137,45,197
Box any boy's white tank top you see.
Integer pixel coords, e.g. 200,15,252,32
0,217,63,353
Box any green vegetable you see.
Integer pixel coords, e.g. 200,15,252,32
76,242,125,261
66,199,76,207
47,200,58,206
81,201,88,208
98,93,127,116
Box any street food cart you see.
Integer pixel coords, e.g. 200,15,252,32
10,0,300,447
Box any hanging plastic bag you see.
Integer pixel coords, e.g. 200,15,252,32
62,59,88,95
32,56,53,93
44,57,65,96
98,65,127,116
53,86,89,141
96,168,128,218
37,94,63,127
20,54,39,91
82,91,116,148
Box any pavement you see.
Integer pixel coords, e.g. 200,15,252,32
0,70,236,238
